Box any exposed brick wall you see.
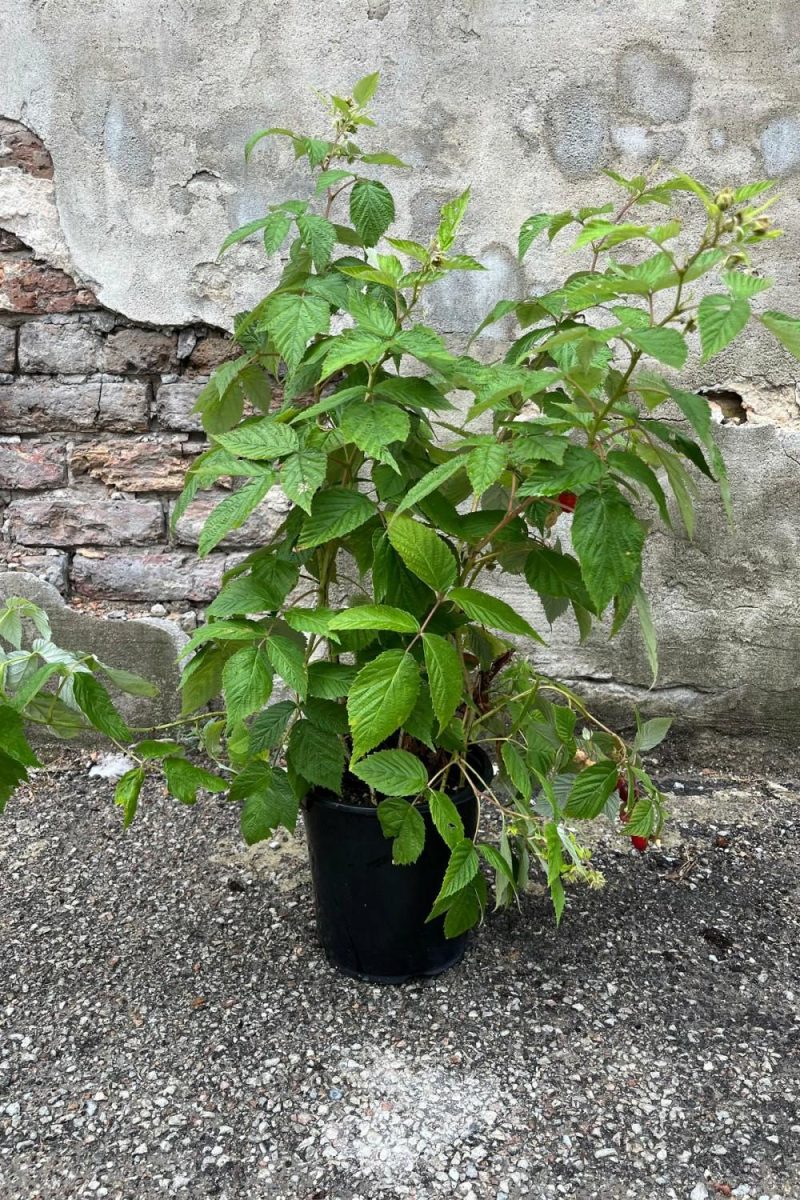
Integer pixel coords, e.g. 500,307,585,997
0,258,284,606
0,114,288,612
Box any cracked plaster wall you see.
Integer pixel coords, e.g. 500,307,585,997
1,0,800,736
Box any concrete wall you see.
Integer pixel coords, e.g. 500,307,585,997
1,0,799,736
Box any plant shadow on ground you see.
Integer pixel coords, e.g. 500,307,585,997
1,749,798,1200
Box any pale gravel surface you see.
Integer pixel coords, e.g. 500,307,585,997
1,744,798,1200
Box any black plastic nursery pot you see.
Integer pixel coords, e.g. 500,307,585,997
303,749,492,984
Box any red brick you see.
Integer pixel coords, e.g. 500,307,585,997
0,119,53,178
0,257,97,315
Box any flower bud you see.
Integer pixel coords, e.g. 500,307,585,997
715,188,735,211
752,217,771,236
725,252,747,267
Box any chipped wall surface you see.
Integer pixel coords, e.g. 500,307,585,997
2,0,800,736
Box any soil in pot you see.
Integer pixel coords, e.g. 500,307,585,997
303,749,491,984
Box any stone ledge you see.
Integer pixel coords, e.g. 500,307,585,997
0,570,185,733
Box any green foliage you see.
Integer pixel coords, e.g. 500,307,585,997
353,749,428,796
376,796,426,864
9,76,796,938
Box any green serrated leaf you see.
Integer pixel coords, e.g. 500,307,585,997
347,649,420,759
249,700,297,753
571,486,645,613
352,70,381,107
284,607,337,636
288,719,344,794
215,418,298,461
297,487,377,549
422,634,464,733
240,768,298,842
296,213,336,270
524,547,594,609
244,126,295,161
320,328,388,377
264,292,331,371
197,475,275,556
307,662,358,699
635,715,672,752
394,458,465,515
281,447,327,514
353,749,428,797
387,514,457,593
349,179,395,247
427,788,465,850
207,563,298,617
501,741,531,801
518,213,551,259
163,756,227,805
634,586,659,684
563,760,618,818
607,449,671,526
72,673,132,743
133,739,185,760
466,443,507,496
262,211,293,253
376,796,426,864
114,767,145,827
437,188,470,252
443,880,484,937
0,704,40,767
627,326,688,369
698,294,750,363
360,151,410,168
448,587,541,641
220,216,279,256
329,605,419,634
0,748,29,814
435,837,479,902
517,445,606,498
265,634,307,698
222,645,273,725
340,400,410,461
760,310,800,361
722,270,772,300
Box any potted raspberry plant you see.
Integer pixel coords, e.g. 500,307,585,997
3,75,798,981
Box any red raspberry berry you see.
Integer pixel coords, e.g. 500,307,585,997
557,491,577,512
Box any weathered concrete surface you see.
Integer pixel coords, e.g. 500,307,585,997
1,1,800,738
1,0,799,365
506,423,800,741
0,571,185,731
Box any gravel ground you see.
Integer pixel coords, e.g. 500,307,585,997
1,744,798,1200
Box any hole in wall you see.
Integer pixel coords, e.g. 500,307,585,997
699,388,748,425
